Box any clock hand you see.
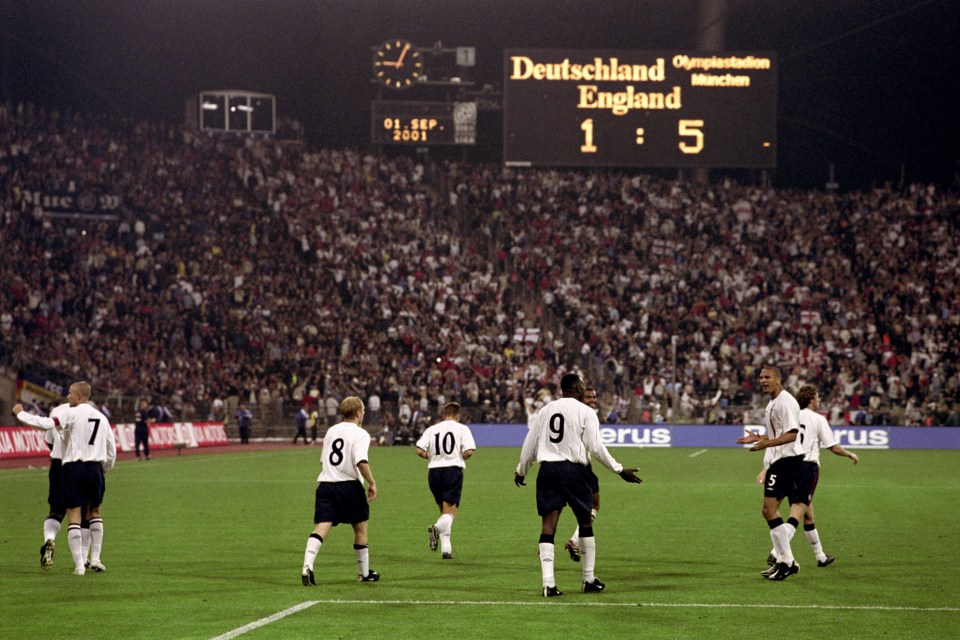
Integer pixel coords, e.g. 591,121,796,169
396,43,410,67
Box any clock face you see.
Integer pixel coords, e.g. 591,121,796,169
373,39,423,90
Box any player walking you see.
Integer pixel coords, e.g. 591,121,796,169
416,402,476,560
515,373,641,597
301,396,380,585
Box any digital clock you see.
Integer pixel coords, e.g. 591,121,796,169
503,49,777,168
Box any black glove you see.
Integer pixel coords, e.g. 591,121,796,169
619,468,643,484
514,473,526,487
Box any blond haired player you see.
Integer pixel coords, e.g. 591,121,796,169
301,396,380,585
14,381,116,576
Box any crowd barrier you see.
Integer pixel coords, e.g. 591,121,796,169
0,422,229,459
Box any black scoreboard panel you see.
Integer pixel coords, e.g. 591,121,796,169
503,49,776,168
372,101,458,145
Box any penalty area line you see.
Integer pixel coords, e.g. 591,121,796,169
210,600,319,640
304,599,960,613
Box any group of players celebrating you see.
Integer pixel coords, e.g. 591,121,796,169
14,368,857,594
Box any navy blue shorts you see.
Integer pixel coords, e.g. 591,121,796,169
428,466,464,507
585,463,600,495
47,458,66,512
313,480,369,525
763,455,803,502
794,461,820,506
535,460,594,522
61,461,105,509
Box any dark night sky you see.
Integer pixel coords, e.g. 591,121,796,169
3,0,959,189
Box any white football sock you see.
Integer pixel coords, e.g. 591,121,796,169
355,545,370,577
67,524,84,571
89,518,104,563
805,527,826,561
770,524,795,564
43,518,61,542
539,543,556,588
580,536,597,583
303,535,322,572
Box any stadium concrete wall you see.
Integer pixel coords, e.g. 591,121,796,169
468,424,960,450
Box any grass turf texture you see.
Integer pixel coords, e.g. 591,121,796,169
1,446,958,639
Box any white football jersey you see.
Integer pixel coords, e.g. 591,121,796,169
318,421,371,483
44,425,63,460
764,389,804,464
416,420,476,469
20,403,115,467
516,397,623,477
799,408,838,466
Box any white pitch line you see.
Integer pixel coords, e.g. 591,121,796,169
302,599,960,613
209,597,960,637
689,449,708,458
210,600,319,640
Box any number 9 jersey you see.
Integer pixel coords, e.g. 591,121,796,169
516,397,624,477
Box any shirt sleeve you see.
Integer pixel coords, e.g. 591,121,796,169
461,425,476,452
818,417,838,449
103,425,117,472
353,428,371,466
16,411,59,430
415,427,431,452
516,409,542,476
581,409,623,474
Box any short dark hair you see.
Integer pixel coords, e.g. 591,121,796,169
796,384,818,409
560,373,583,394
762,366,782,381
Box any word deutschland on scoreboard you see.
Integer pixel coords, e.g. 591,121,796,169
503,49,777,169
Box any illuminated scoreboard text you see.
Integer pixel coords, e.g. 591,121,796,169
503,49,777,168
371,101,476,146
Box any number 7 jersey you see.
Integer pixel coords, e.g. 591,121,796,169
20,402,118,468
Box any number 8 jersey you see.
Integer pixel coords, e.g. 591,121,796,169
318,421,372,483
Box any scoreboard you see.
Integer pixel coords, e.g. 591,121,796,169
371,100,477,146
503,49,776,168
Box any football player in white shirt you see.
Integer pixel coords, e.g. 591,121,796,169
416,402,476,559
301,396,380,586
515,373,642,597
737,366,805,581
564,386,602,563
14,381,117,576
789,384,859,567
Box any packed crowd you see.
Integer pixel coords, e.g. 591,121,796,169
1,102,958,427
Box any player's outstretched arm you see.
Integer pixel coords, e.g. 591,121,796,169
618,468,642,484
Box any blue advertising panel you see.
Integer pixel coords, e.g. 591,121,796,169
469,424,960,451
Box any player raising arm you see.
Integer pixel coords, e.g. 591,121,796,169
14,381,116,575
515,373,641,597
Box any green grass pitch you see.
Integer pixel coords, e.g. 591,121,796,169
1,446,958,639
